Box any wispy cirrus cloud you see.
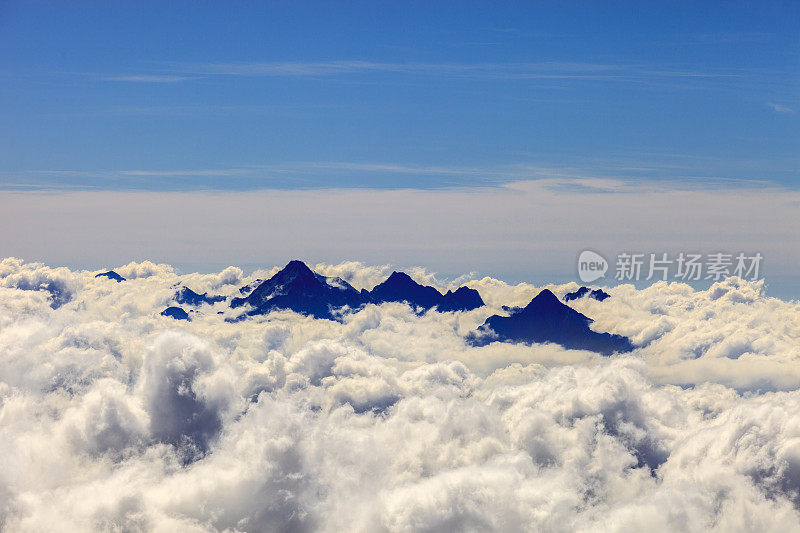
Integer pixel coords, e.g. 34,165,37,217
767,101,796,115
104,74,198,83
102,60,743,86
173,60,742,81
116,169,253,177
4,156,795,193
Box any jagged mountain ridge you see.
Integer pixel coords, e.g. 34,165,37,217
469,289,633,355
369,271,484,312
230,261,484,320
96,260,632,355
175,286,226,306
564,286,611,302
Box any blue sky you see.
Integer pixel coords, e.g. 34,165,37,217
1,1,798,191
2,2,800,298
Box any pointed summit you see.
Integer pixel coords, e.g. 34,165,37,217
368,271,483,312
283,259,315,275
525,288,561,309
387,271,413,283
370,271,442,310
231,260,365,320
268,259,318,288
469,289,632,355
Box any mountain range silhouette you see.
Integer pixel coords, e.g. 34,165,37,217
139,259,631,354
230,260,485,319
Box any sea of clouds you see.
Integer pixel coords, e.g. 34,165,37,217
1,257,800,532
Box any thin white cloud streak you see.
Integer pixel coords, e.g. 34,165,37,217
11,158,790,189
113,60,745,86
116,169,253,177
767,102,796,114
297,161,484,176
168,60,625,77
0,179,798,282
105,75,198,83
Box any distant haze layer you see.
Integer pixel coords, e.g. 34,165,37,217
1,179,798,298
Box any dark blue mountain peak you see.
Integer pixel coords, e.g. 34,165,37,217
564,286,611,302
370,271,442,310
517,289,593,328
161,306,189,321
527,288,561,308
286,259,309,268
368,271,484,312
564,286,590,302
228,262,486,319
95,270,125,282
590,288,611,301
230,260,364,320
386,271,415,284
469,289,632,355
267,260,320,289
175,286,225,306
283,259,315,277
439,286,485,312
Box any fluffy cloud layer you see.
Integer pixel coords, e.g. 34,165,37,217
1,258,800,531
